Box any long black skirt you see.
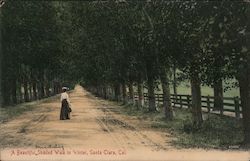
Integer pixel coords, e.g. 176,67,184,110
60,99,70,120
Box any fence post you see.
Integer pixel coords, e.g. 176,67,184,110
220,98,224,116
234,96,240,119
172,94,176,108
187,95,191,109
207,95,211,113
180,95,182,108
143,93,147,105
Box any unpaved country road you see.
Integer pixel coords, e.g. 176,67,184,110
0,86,249,161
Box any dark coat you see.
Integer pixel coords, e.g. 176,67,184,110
60,99,70,120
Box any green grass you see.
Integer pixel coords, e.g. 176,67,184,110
0,103,37,122
117,104,244,149
142,79,240,97
169,80,240,97
0,95,59,123
171,112,243,149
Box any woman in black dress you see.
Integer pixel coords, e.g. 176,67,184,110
60,87,71,120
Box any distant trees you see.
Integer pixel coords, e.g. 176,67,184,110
0,1,70,106
67,1,248,142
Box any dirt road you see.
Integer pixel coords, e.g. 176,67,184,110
0,86,249,161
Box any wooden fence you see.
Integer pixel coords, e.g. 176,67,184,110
136,93,241,119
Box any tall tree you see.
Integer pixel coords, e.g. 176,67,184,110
0,1,3,107
238,1,250,146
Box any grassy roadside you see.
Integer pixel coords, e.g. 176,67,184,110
114,103,244,149
0,103,36,123
144,79,240,97
0,94,60,123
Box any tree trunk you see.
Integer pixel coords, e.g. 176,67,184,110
53,81,60,95
238,72,250,145
107,86,111,100
37,81,41,99
39,70,45,99
17,80,23,103
147,76,156,112
122,81,127,104
53,81,56,95
103,85,108,99
114,83,121,102
32,81,37,100
98,85,103,98
213,78,223,114
3,80,10,106
38,81,45,99
23,79,29,102
137,76,144,109
11,78,17,104
112,87,116,100
173,65,177,96
44,72,50,97
128,81,134,104
160,67,173,120
239,3,250,146
190,73,203,128
45,83,50,97
52,81,56,95
110,87,114,100
146,59,156,112
96,86,99,96
29,82,33,100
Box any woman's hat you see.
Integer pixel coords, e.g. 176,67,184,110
62,87,68,90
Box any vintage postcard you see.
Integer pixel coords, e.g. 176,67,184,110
0,0,250,161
